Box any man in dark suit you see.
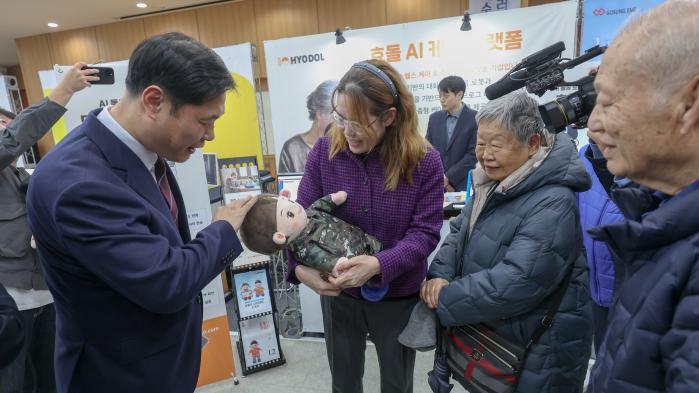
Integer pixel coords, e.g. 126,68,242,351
425,76,478,192
26,33,257,393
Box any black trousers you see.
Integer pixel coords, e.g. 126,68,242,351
0,303,56,393
592,302,609,354
321,293,418,393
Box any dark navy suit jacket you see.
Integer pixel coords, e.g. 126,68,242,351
27,109,242,393
425,105,478,191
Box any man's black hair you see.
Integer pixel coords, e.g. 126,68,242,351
438,76,466,95
125,32,235,112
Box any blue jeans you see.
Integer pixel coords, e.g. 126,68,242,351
0,304,56,393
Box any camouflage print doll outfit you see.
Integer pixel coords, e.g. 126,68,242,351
287,195,382,274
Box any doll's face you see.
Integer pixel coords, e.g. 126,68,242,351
276,197,308,242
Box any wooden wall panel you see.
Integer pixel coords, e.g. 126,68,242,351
197,0,258,48
317,0,387,33
254,0,319,78
15,36,51,104
48,27,100,66
15,34,53,102
15,35,55,154
461,0,470,13
254,0,319,39
95,19,146,62
386,0,462,24
143,10,200,39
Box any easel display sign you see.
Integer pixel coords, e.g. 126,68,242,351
233,267,273,319
231,262,286,375
240,314,282,368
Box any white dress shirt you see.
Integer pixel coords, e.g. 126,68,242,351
97,106,159,183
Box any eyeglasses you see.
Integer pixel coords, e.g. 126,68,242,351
331,110,386,134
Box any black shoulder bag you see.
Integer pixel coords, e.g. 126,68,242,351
442,244,575,393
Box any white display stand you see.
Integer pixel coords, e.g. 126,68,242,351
300,284,325,334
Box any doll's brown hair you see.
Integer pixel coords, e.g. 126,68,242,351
239,194,285,255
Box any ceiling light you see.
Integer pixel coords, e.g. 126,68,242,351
136,2,148,8
47,22,59,28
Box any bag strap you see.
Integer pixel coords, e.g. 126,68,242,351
524,260,575,350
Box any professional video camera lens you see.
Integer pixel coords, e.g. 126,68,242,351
539,92,584,132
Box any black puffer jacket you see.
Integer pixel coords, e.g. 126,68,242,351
587,182,699,393
429,134,593,393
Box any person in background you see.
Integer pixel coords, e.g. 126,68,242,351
287,59,443,393
423,91,592,392
576,140,624,353
26,33,255,393
0,282,24,368
278,80,338,173
425,75,478,192
586,1,699,391
0,62,98,393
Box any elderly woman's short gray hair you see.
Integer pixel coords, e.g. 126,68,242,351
307,80,339,121
476,91,546,144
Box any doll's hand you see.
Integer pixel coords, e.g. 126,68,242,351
330,191,347,205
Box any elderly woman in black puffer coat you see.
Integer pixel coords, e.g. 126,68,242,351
423,91,593,393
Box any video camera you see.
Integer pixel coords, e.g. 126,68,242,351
484,42,606,133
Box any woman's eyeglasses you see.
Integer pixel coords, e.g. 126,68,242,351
331,110,387,134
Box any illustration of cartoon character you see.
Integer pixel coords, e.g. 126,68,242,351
249,340,262,364
240,282,253,301
254,280,265,297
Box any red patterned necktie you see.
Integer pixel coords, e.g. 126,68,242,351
154,157,179,224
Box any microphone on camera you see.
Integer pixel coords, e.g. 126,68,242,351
484,68,529,100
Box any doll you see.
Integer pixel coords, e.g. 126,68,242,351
239,191,388,301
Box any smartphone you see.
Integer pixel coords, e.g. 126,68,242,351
81,65,115,85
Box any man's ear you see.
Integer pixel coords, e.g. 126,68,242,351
273,232,287,245
142,85,166,120
457,91,465,100
679,74,699,136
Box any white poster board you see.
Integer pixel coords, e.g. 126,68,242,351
265,2,578,164
264,2,578,333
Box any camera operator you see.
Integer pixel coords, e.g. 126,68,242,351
584,1,699,392
0,62,98,393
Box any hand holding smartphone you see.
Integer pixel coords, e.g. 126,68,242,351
80,65,115,85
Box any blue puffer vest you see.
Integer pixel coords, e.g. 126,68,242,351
577,146,624,307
